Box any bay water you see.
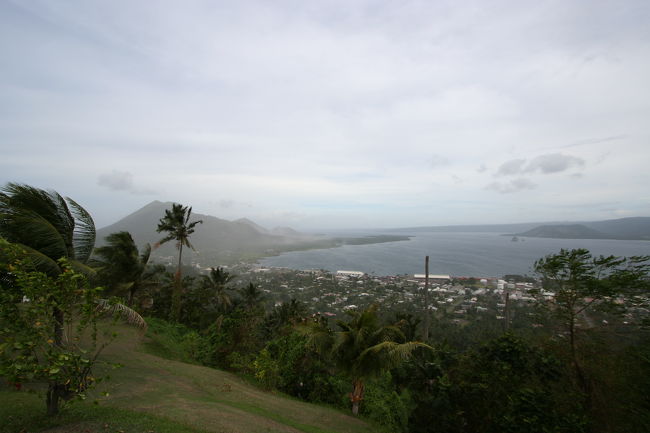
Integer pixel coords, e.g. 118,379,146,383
258,232,650,278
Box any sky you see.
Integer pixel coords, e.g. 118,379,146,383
1,0,649,230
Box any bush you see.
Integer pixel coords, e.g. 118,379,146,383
362,372,412,433
0,241,111,415
142,317,207,364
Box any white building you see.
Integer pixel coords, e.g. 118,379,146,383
414,274,451,281
337,270,365,277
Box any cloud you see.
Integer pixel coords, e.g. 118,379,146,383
218,199,235,209
525,153,584,174
486,178,537,194
429,154,450,169
97,170,133,191
495,154,585,177
2,1,649,228
97,170,154,194
496,159,526,176
563,134,628,148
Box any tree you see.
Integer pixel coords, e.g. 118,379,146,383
304,304,431,415
0,240,130,415
0,183,95,278
156,203,203,321
534,248,650,392
239,282,263,311
448,333,587,433
0,183,98,347
201,267,235,312
0,183,146,412
93,231,162,306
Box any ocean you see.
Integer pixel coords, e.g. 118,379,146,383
258,232,650,277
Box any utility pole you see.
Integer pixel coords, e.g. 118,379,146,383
423,256,430,342
504,290,511,331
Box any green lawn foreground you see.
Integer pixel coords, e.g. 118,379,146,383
1,325,377,433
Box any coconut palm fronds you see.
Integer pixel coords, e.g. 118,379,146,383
95,299,147,331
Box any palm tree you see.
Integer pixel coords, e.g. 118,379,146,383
239,282,263,311
305,304,430,415
156,203,203,321
0,183,95,277
1,183,99,347
93,231,162,306
201,267,235,312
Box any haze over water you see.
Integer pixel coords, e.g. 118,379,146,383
258,232,650,277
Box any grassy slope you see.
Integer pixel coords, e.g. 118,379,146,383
1,326,375,433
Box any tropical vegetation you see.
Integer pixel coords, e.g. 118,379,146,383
93,231,163,306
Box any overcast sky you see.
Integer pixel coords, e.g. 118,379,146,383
1,0,649,230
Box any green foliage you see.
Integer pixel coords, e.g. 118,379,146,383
0,240,110,415
93,231,162,306
202,306,265,370
252,348,281,389
141,317,207,364
332,304,428,382
534,249,650,320
450,334,587,433
0,182,96,276
300,303,431,415
264,298,308,338
534,248,650,400
252,331,347,405
362,372,412,433
200,267,234,310
239,282,264,311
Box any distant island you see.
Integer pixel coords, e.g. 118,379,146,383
508,218,650,241
388,217,650,241
511,224,609,240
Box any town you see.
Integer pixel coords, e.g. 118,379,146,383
183,263,649,331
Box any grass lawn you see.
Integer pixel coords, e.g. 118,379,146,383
1,325,377,433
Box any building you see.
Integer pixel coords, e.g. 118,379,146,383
336,270,365,278
414,274,451,283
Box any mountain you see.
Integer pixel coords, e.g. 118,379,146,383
271,226,303,237
392,222,556,233
96,201,319,266
234,217,270,234
393,217,650,241
513,217,650,240
583,217,650,240
515,224,610,239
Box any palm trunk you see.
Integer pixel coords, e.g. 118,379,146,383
569,313,589,397
350,379,364,416
171,243,183,322
128,286,135,307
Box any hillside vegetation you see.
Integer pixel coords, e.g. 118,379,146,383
1,325,375,433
